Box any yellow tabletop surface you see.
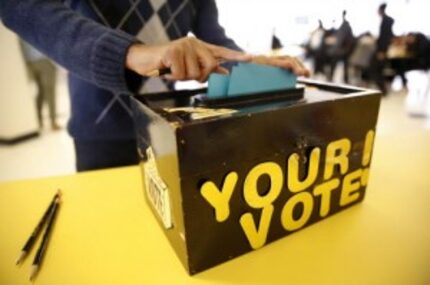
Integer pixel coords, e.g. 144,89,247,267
1,131,430,285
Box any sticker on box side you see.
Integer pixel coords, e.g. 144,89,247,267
163,107,237,120
144,147,173,229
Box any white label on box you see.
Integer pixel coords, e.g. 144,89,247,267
144,147,173,229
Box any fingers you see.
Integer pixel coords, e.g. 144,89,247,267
291,57,310,77
205,42,252,62
288,56,310,77
253,55,310,77
184,42,201,80
214,66,229,75
157,37,311,82
161,37,222,82
195,46,218,82
127,38,310,82
163,47,186,81
269,57,302,75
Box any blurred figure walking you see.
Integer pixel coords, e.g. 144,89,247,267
372,3,395,94
306,20,327,76
20,41,60,131
328,10,355,83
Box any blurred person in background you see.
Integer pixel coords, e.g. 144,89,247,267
327,10,355,83
372,3,395,94
348,32,376,85
306,19,326,76
389,32,430,89
405,32,430,71
20,42,60,131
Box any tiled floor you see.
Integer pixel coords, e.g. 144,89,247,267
1,74,429,182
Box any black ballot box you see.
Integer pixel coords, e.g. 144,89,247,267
130,80,381,275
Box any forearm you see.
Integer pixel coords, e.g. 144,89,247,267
0,0,136,93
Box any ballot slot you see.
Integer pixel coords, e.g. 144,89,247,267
133,82,369,125
133,82,367,123
134,87,306,123
192,85,305,108
135,86,305,109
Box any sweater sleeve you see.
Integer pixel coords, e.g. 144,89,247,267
192,0,242,52
0,0,137,93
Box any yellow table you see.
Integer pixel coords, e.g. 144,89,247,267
1,132,430,285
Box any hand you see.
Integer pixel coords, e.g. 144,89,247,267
126,37,252,82
252,55,310,77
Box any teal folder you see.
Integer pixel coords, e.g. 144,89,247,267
207,74,230,98
207,62,297,98
227,63,296,96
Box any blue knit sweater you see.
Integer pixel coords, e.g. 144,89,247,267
0,0,239,141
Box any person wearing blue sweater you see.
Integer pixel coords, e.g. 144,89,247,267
0,0,308,171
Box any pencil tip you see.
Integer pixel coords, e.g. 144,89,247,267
30,265,38,281
16,251,26,265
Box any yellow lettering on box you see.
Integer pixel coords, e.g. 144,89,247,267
240,205,274,249
362,130,375,166
361,167,370,187
281,192,313,231
200,172,238,222
340,169,362,206
244,162,283,209
287,148,321,193
324,138,351,180
313,178,340,217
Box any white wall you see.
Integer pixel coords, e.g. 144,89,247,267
0,24,38,140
